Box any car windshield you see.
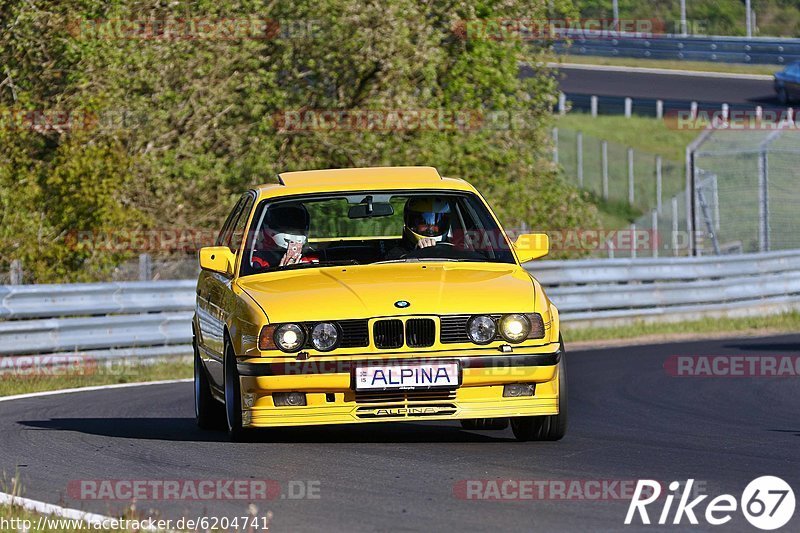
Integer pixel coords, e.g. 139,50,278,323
239,191,515,276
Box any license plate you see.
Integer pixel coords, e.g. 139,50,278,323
355,361,460,391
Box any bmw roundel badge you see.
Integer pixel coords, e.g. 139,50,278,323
394,300,410,308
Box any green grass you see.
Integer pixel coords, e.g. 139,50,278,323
564,311,800,343
0,358,192,397
557,55,779,76
556,112,698,162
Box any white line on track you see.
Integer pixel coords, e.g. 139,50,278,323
546,62,775,80
0,379,191,530
0,378,191,403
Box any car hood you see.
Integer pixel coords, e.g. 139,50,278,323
237,262,537,323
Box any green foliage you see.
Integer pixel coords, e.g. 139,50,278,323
1,0,599,282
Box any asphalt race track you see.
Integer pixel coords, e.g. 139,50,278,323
1,334,798,532
531,65,787,113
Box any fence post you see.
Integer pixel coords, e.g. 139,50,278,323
757,146,769,252
10,260,23,285
627,148,635,205
656,156,663,213
590,95,598,117
631,223,637,259
139,253,153,281
558,92,567,115
671,196,679,256
601,141,609,199
552,127,559,165
656,100,663,119
690,101,698,119
651,210,659,258
624,97,632,118
576,131,584,188
721,103,729,122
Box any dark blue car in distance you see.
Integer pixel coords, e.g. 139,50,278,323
774,61,800,104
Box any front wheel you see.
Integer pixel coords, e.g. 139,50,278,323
511,347,567,442
194,335,224,430
224,339,250,441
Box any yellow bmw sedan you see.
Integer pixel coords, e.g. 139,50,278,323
193,166,566,441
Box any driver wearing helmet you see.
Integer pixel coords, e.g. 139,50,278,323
386,197,453,259
251,203,318,269
403,197,452,248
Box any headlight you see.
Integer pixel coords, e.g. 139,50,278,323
274,323,306,352
311,322,339,351
499,313,530,343
467,315,496,344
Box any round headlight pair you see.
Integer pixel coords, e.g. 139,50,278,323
273,322,339,352
467,314,531,344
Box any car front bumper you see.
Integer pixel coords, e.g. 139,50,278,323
236,344,562,428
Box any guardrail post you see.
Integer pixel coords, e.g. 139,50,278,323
755,106,762,120
139,253,153,281
631,224,637,259
690,101,698,120
558,92,566,115
552,127,558,164
577,132,584,188
627,148,635,205
590,95,598,117
10,260,23,285
656,156,663,213
721,103,729,122
601,141,609,199
624,97,632,118
656,100,663,119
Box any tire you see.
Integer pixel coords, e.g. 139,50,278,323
460,418,509,430
777,88,789,105
511,342,567,442
194,334,225,430
224,338,250,441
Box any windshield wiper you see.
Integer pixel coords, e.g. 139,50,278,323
271,260,359,271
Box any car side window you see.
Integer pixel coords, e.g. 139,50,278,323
216,197,245,247
229,194,255,255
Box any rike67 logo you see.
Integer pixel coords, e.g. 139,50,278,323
625,477,795,530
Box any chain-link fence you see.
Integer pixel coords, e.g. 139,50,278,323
691,125,800,255
553,126,687,257
618,124,800,258
554,127,684,213
1,254,200,285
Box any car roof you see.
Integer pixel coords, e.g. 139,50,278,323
254,166,478,199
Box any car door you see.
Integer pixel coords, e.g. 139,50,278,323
198,193,254,388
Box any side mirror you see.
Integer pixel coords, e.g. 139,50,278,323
513,233,549,263
199,246,236,276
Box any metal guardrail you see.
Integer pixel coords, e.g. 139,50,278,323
1,250,799,358
555,31,800,65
